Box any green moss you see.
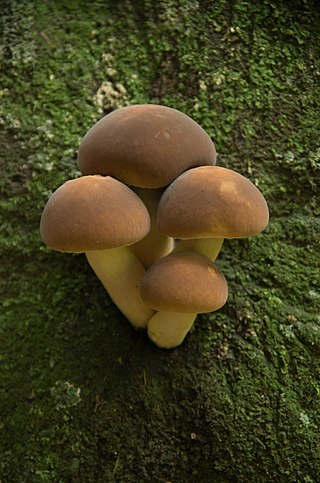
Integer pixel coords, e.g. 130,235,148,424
1,0,320,481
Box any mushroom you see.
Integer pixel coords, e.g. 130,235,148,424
40,175,154,329
77,104,216,188
77,104,217,268
157,166,269,261
140,250,228,348
147,165,269,347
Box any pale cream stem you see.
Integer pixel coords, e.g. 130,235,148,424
147,237,224,348
86,247,154,329
148,312,197,349
173,237,224,262
131,188,174,268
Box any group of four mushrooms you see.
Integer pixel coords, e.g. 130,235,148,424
40,105,269,349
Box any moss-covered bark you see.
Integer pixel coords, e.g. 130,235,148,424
1,0,319,481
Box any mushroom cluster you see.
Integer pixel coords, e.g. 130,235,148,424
40,104,269,349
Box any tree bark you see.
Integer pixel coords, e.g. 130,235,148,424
1,1,319,481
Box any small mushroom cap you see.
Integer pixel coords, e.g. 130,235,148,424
40,175,151,252
77,104,216,188
157,166,269,239
140,250,228,313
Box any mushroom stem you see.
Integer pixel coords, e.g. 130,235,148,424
85,247,155,329
173,237,224,262
131,188,174,268
148,312,197,349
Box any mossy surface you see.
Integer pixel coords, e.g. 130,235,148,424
1,0,320,481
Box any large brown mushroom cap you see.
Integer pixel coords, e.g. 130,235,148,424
157,166,269,239
40,175,151,252
77,104,216,188
141,250,228,313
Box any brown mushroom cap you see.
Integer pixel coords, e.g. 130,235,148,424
157,166,269,239
140,250,228,313
40,175,151,252
77,104,216,188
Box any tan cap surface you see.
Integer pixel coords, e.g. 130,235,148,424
77,104,216,188
141,250,228,313
40,175,150,252
157,166,269,239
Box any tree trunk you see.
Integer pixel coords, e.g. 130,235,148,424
1,1,319,481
